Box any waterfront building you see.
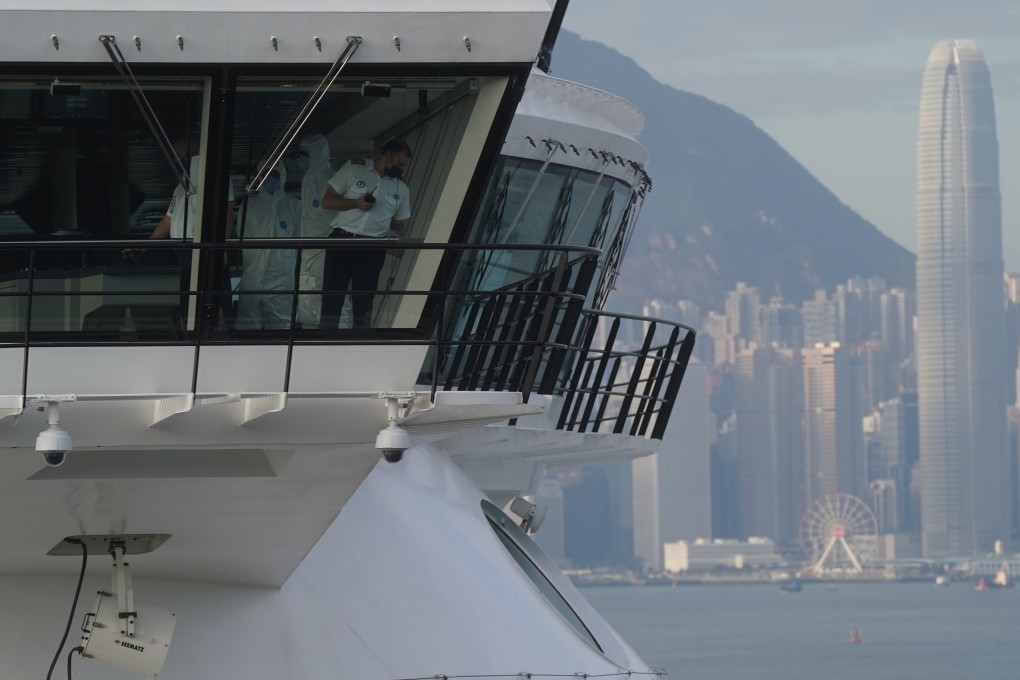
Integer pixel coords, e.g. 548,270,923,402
733,345,803,548
561,461,636,568
865,396,920,536
710,417,741,539
663,537,784,573
633,361,713,571
915,40,1010,556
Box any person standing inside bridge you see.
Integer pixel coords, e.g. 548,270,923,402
318,138,411,330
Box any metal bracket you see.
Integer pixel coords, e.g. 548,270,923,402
246,35,362,194
110,543,137,637
98,35,194,195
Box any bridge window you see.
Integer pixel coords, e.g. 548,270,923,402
0,77,205,335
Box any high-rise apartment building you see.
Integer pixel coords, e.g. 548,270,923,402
916,40,1010,556
879,288,914,375
801,342,866,504
725,282,760,343
733,345,803,548
802,291,839,347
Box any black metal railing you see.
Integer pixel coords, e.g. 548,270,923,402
555,310,696,439
0,239,694,439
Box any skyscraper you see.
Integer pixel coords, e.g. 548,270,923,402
633,360,712,571
801,342,866,504
734,345,802,548
916,40,1010,557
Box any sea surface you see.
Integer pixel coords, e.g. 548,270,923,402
581,581,1020,680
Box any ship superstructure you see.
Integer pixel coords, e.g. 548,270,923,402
0,2,694,678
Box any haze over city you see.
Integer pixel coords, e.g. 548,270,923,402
561,0,1020,266
529,4,1020,573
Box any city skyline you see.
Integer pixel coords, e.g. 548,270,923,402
915,40,1011,557
540,13,1020,570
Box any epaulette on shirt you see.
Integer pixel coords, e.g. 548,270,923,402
350,158,366,165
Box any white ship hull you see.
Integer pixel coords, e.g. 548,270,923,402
2,442,651,679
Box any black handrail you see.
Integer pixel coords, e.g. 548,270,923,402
0,239,694,439
555,309,696,440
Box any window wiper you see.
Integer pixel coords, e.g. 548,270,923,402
246,35,363,195
98,35,194,195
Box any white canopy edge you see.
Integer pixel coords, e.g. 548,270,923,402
0,3,551,64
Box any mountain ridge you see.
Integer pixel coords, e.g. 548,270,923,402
549,31,916,312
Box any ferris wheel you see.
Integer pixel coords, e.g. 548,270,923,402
799,493,878,574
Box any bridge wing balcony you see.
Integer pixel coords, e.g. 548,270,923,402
0,239,694,442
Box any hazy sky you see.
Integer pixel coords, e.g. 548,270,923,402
561,0,1020,267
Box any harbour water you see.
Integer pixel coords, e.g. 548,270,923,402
582,582,1020,679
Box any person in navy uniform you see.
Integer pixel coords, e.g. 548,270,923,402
318,138,412,330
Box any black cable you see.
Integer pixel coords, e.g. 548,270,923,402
45,539,87,680
66,646,84,680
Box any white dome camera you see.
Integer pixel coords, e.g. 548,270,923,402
375,424,411,463
35,400,72,467
36,423,72,466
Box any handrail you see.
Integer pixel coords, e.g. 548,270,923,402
555,309,696,440
0,240,694,439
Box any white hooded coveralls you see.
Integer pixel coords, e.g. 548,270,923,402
295,134,338,326
235,161,301,330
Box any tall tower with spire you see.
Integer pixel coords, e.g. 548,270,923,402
915,40,1010,557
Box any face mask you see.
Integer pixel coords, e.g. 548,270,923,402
384,165,404,179
296,155,310,171
262,176,279,195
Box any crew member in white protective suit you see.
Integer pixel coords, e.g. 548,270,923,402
295,134,338,327
234,160,301,330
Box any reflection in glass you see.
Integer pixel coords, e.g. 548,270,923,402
0,77,204,334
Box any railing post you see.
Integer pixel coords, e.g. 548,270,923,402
20,249,37,404
650,329,696,440
634,325,681,437
518,250,568,403
539,254,596,395
613,320,656,434
576,315,620,433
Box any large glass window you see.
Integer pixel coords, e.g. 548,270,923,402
0,71,503,338
0,77,203,240
464,157,633,294
226,76,485,333
0,77,205,335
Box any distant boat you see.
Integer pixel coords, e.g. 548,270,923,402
780,578,802,592
989,570,1013,589
976,569,1013,590
934,575,950,587
849,627,861,644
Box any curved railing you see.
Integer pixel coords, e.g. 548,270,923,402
554,310,696,439
0,239,694,438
